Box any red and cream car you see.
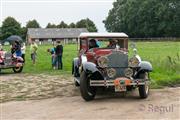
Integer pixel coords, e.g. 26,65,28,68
0,50,24,73
72,33,152,101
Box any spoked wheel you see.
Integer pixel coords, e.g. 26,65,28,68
80,71,96,101
13,66,23,73
138,72,150,99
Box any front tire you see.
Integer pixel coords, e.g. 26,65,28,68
138,72,149,99
80,71,96,101
13,66,23,73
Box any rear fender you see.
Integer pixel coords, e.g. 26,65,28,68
73,58,79,68
72,58,79,74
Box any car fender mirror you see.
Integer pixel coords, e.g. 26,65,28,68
130,43,136,49
130,43,138,55
133,48,137,55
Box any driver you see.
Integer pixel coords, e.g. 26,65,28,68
89,39,99,49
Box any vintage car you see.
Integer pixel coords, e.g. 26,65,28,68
0,49,24,73
72,33,152,101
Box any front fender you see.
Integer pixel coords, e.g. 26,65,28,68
82,62,104,80
138,61,153,72
82,62,98,73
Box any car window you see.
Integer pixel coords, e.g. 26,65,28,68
95,39,126,49
98,40,109,48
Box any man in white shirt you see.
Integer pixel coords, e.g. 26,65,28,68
21,43,26,63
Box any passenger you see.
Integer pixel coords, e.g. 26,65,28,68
89,39,99,49
107,39,118,49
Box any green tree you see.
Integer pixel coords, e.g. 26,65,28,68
57,21,68,28
1,16,21,40
46,23,57,28
69,22,76,28
20,27,27,41
21,19,40,41
104,0,180,37
26,19,40,28
76,18,98,32
0,27,2,40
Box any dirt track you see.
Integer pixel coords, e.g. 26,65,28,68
0,74,180,120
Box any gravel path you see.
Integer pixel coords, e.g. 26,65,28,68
0,74,180,120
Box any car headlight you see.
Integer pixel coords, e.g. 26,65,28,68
97,56,109,68
107,68,116,78
124,68,133,78
128,56,141,67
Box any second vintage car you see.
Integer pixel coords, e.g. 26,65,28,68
72,33,152,101
0,42,24,73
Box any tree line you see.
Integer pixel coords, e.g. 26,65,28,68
0,17,98,41
104,0,180,38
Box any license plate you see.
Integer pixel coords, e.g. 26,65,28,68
114,79,126,92
115,85,126,92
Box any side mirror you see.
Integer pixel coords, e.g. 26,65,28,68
130,43,136,49
130,43,138,55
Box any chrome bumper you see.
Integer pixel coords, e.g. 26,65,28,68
90,79,149,87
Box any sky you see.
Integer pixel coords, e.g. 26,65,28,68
0,0,115,32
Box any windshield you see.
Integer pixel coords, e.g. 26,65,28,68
88,38,127,49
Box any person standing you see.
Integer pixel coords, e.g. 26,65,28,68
11,41,22,57
21,43,26,63
47,45,56,68
30,41,38,64
55,41,63,70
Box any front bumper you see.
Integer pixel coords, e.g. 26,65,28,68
90,77,150,87
0,63,23,69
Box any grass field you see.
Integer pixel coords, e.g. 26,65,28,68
2,41,180,88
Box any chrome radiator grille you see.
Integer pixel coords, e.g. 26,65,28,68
106,51,128,68
4,53,12,65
